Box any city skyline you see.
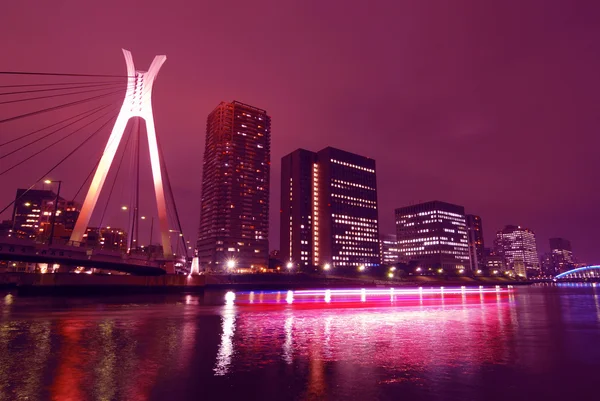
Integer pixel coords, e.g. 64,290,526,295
1,1,599,263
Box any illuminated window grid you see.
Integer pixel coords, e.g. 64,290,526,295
312,163,319,264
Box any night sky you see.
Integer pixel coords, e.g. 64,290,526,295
1,1,599,262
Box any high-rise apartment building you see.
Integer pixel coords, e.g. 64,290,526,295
466,214,485,271
196,101,271,271
280,147,380,272
549,237,575,275
380,234,399,266
494,225,540,276
395,201,470,273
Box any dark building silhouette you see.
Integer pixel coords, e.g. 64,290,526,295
83,227,128,251
466,214,485,271
395,201,470,274
10,189,80,241
196,101,271,271
280,147,380,272
484,247,505,273
548,237,575,275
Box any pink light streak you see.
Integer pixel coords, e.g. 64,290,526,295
229,286,512,308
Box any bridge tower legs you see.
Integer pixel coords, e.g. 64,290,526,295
69,49,174,272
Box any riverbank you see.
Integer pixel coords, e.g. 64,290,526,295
0,272,531,295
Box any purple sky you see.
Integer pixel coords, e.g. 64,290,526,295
2,1,600,262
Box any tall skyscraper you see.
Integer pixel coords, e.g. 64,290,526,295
280,147,380,272
466,214,485,271
549,237,575,275
380,234,399,266
494,225,540,276
196,101,271,271
395,201,470,274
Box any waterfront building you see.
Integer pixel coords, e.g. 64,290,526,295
514,258,527,278
549,237,575,275
540,252,554,276
380,234,399,266
483,247,505,274
466,214,485,271
83,227,128,251
395,201,470,274
10,189,80,241
494,225,540,276
280,147,380,272
196,101,271,271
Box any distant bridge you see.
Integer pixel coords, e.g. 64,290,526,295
0,236,177,275
554,265,600,281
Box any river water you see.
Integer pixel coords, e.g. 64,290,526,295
0,284,599,401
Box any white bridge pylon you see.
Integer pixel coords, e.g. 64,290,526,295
70,49,173,264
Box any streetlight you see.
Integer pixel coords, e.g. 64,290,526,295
227,259,236,270
323,263,331,271
44,179,62,246
388,272,394,279
286,261,294,270
358,265,366,272
121,205,128,211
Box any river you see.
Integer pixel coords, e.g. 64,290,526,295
0,284,599,400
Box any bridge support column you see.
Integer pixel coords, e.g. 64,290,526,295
69,49,173,265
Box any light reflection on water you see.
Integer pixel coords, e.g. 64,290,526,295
0,285,598,401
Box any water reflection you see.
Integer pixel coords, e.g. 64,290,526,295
214,303,236,376
0,286,598,401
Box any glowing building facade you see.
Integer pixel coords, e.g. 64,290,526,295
494,225,540,276
197,101,271,270
395,201,470,273
280,147,380,271
380,234,399,266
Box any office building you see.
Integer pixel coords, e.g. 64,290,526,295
380,234,399,266
466,214,485,271
494,225,540,276
395,201,470,273
280,147,380,272
196,101,271,271
549,237,575,275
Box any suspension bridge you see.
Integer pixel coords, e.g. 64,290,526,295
0,50,190,275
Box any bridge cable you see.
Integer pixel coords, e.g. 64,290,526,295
71,157,101,202
0,71,133,78
0,113,117,217
157,134,188,258
125,119,138,252
0,104,112,160
0,106,119,176
133,119,141,249
0,82,128,96
0,80,127,89
0,89,126,125
0,83,135,105
0,104,109,148
97,122,135,231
